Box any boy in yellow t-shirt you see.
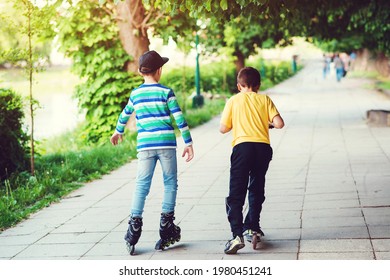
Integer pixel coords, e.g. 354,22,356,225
220,67,284,254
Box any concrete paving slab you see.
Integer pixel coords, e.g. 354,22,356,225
363,208,390,226
0,245,28,258
260,228,301,240
50,222,120,234
300,239,373,253
299,252,374,260
0,231,48,245
376,252,390,260
372,239,390,252
301,226,369,240
303,199,361,210
302,216,366,228
301,208,363,219
368,226,390,238
36,232,107,244
221,252,298,260
14,243,95,259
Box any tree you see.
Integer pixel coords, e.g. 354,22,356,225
0,0,55,66
116,0,150,72
109,0,197,71
155,0,389,57
289,0,389,56
0,0,56,175
200,13,292,72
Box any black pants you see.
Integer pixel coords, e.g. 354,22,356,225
226,142,273,237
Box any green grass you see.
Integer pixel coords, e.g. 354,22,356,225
184,98,226,128
348,70,390,92
0,134,137,230
377,80,390,91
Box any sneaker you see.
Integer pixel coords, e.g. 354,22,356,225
224,235,245,254
243,229,264,243
243,229,264,250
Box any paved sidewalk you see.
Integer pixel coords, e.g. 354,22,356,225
1,60,389,260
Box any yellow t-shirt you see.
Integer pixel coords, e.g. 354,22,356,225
220,92,280,147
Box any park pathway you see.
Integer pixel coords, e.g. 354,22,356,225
0,59,389,261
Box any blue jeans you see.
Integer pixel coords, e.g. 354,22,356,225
336,68,344,82
131,149,178,217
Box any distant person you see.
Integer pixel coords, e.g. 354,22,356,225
110,50,194,255
349,51,357,71
323,53,331,79
219,67,284,254
334,53,345,82
292,55,298,73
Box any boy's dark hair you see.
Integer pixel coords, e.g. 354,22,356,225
237,67,261,90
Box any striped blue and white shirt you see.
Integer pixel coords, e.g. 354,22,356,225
115,83,193,151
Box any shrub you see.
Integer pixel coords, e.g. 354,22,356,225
160,66,196,95
0,88,29,179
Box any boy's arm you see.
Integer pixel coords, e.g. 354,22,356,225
167,90,193,146
219,124,231,134
110,98,134,146
167,92,194,162
219,98,233,134
271,114,284,129
267,96,284,129
182,145,194,162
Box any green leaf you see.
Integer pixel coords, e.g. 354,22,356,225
220,0,228,10
205,0,212,11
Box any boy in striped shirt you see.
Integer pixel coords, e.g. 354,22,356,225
110,50,194,254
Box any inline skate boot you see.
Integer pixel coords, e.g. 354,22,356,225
124,216,143,255
155,212,181,250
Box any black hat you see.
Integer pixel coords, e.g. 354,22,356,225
139,50,169,74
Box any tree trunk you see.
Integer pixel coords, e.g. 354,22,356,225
117,0,150,73
234,49,245,73
27,4,35,176
355,48,390,77
375,52,390,77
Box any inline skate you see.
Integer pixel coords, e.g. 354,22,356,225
155,212,181,250
124,216,143,255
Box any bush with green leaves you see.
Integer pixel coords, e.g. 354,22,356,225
160,66,196,96
0,88,29,180
248,58,299,85
199,61,237,93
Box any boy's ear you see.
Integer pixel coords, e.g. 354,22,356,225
237,83,242,91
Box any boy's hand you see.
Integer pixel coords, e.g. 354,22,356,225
110,132,123,146
182,145,194,162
